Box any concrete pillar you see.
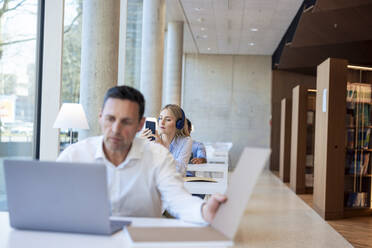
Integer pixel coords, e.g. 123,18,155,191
79,0,120,139
163,22,184,105
140,0,165,117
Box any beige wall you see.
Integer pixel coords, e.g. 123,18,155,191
182,54,272,167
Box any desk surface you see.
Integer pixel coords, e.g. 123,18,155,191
0,170,352,248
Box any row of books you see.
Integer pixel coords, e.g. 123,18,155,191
347,83,372,106
346,191,369,208
346,152,370,175
346,105,371,127
346,128,371,149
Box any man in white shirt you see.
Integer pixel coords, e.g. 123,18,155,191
57,86,226,224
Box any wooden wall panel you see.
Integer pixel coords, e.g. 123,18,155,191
271,70,316,171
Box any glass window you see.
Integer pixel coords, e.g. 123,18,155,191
59,0,82,151
0,0,39,211
124,0,142,89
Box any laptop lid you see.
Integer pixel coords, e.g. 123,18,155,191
4,160,127,235
211,147,270,239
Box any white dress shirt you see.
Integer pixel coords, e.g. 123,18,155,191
57,136,206,224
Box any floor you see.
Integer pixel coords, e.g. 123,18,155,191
234,170,352,247
298,193,372,248
273,171,372,248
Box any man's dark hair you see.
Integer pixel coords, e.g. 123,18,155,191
102,86,145,120
186,118,192,133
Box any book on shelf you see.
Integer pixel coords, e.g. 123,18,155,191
346,113,355,127
346,192,369,208
306,154,314,167
346,129,355,149
346,152,370,175
306,111,314,125
347,83,372,105
346,129,371,149
305,174,314,188
307,92,316,110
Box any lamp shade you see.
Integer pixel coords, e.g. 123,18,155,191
53,103,89,129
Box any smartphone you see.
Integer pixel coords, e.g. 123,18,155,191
145,120,156,141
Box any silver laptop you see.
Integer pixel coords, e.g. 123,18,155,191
4,160,130,235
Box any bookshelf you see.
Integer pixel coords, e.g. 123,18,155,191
290,85,316,194
280,98,292,182
344,79,372,217
306,90,316,190
313,58,372,220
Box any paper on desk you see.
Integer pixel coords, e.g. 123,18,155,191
211,147,270,239
110,216,199,228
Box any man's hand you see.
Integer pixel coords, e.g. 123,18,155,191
191,157,207,164
202,194,227,223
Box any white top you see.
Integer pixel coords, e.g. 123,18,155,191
57,136,206,224
169,136,192,176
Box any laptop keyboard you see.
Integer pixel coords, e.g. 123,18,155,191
110,220,131,232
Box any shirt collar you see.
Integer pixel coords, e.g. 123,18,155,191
94,136,142,168
94,136,105,160
125,137,142,161
169,136,179,152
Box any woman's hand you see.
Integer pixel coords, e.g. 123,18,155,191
141,129,166,146
152,130,161,143
140,128,156,141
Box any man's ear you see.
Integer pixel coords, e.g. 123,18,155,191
138,117,145,131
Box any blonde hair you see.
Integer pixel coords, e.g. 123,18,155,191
161,104,190,137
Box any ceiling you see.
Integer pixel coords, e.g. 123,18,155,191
166,0,303,55
277,0,372,74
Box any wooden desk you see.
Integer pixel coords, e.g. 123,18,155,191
0,170,352,248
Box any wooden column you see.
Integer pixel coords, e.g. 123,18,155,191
290,85,308,193
313,58,347,220
280,98,292,182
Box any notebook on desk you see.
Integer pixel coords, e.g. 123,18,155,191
4,160,131,235
125,147,270,247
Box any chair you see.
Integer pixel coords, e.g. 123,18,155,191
184,162,229,195
205,142,232,165
184,142,232,195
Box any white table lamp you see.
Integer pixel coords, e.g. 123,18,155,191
53,103,89,144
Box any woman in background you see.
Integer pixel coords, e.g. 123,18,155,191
142,104,192,176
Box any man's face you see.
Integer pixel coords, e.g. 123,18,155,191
99,98,144,153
